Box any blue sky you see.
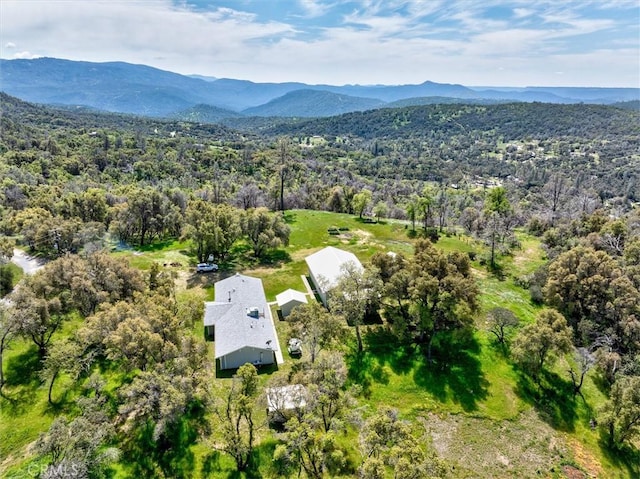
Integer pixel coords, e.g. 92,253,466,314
1,0,638,87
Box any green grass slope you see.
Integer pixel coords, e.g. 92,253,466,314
1,210,637,478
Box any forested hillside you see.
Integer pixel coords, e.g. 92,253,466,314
1,93,639,478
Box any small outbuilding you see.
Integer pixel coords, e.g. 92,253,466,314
276,288,308,317
305,246,363,307
266,384,307,424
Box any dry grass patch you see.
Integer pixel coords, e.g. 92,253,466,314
566,437,603,478
424,409,572,478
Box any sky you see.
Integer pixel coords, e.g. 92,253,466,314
1,0,639,87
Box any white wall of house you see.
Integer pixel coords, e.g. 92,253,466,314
308,270,328,306
219,346,275,370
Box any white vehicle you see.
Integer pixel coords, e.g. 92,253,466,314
287,338,302,356
196,263,218,273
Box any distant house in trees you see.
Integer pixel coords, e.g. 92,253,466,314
203,273,282,370
305,246,363,307
276,289,308,318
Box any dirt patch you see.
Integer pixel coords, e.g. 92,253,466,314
514,247,538,267
338,229,372,244
472,268,488,279
562,465,587,479
566,437,603,478
243,265,285,277
423,410,570,478
174,270,189,290
291,248,320,262
0,440,36,477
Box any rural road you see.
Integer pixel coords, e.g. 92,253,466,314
10,248,45,275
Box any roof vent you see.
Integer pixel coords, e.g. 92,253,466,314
246,307,260,318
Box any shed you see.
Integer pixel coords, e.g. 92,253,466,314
305,246,363,306
276,289,308,317
266,384,307,423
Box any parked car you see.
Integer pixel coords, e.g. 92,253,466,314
196,263,218,273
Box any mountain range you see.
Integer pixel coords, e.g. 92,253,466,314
1,58,638,119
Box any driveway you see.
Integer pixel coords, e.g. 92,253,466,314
10,248,45,275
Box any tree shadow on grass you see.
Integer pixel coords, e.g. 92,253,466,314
412,329,489,412
136,239,181,253
597,436,640,479
487,262,506,281
240,439,281,479
259,248,291,266
3,344,41,388
1,344,42,412
347,327,490,410
514,369,579,432
346,349,389,399
283,212,297,224
363,326,416,375
345,326,413,397
124,403,205,479
212,447,266,479
201,450,224,477
487,336,513,360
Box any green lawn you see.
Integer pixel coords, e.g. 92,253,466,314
0,318,86,478
110,239,193,271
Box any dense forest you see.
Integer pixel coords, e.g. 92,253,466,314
1,92,639,478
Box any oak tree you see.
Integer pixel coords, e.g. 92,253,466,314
512,309,573,377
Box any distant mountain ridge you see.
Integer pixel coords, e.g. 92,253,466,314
170,104,243,123
241,90,385,117
1,58,638,119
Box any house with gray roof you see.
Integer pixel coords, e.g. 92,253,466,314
305,246,363,306
204,273,282,370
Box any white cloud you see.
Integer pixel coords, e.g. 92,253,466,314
0,0,637,87
13,51,39,59
5,42,16,49
297,0,332,18
513,8,534,18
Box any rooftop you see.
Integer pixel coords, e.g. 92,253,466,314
275,288,308,307
204,273,278,358
305,246,363,291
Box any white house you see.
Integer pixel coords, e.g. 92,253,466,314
305,246,363,307
203,273,282,370
276,288,308,317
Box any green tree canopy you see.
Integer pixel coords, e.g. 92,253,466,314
241,207,290,258
512,309,573,377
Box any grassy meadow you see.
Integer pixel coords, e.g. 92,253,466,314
1,209,637,478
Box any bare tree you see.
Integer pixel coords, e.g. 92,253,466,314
277,137,291,212
486,307,519,346
568,347,594,397
543,173,567,226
